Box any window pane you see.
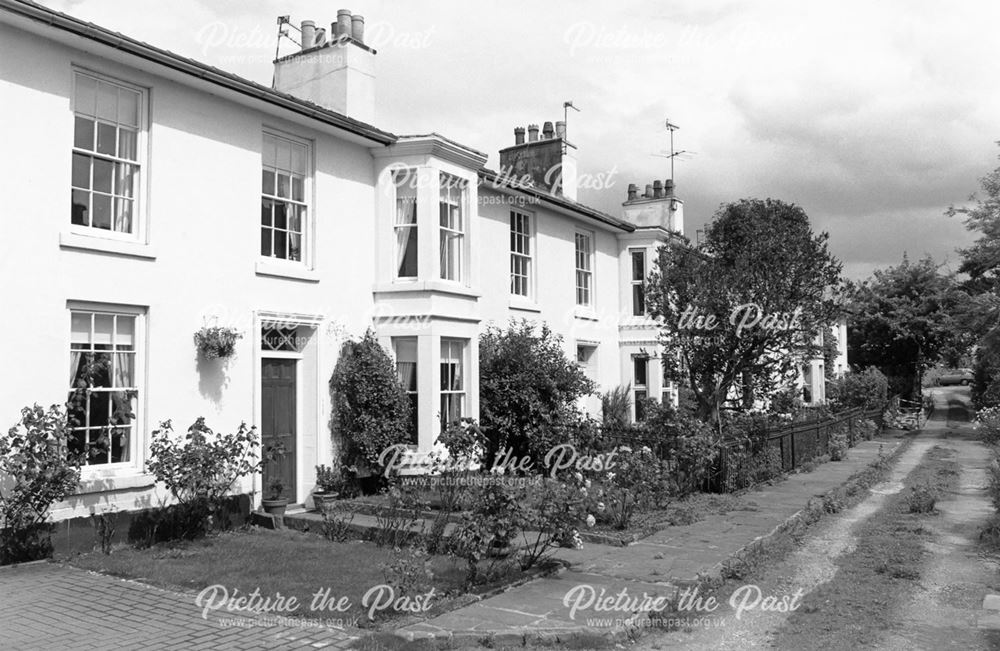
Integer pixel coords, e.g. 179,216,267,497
262,170,275,195
92,194,112,230
114,198,133,233
291,176,304,202
74,117,94,150
95,82,117,121
633,358,648,386
397,227,418,277
71,190,90,225
261,228,272,257
75,74,98,116
262,135,277,167
71,312,91,344
288,233,301,261
118,128,137,160
276,139,292,171
274,202,287,230
290,143,306,174
274,230,287,258
96,122,116,156
631,251,645,281
288,205,303,233
632,284,645,316
118,89,139,127
277,173,290,199
261,199,273,226
115,163,135,198
116,315,135,346
93,159,113,193
72,154,90,188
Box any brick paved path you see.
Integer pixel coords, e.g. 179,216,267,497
0,562,356,650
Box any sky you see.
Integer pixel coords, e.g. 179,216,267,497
46,0,1000,279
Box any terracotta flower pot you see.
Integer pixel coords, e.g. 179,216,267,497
261,498,288,515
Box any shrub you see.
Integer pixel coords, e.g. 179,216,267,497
449,480,526,585
371,483,426,548
330,330,412,474
90,508,118,555
641,402,719,497
976,407,1000,446
517,476,594,570
829,367,889,411
1,405,84,565
600,447,673,529
600,386,632,429
320,503,356,543
828,428,849,461
380,546,436,598
479,321,595,466
907,483,936,513
989,457,1000,512
724,445,783,492
145,418,258,541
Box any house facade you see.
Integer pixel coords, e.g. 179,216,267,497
0,1,693,521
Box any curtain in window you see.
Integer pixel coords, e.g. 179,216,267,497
397,361,416,392
396,197,417,276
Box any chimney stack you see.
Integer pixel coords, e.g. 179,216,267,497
300,20,316,49
514,127,525,145
527,124,539,142
273,11,376,122
622,179,684,234
499,115,578,200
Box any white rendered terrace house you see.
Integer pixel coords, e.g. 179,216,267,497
0,1,684,523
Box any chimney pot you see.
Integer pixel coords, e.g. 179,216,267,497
653,180,663,199
542,121,554,139
336,10,352,38
300,20,316,50
664,179,675,196
514,127,525,145
645,184,653,198
627,183,638,201
527,124,539,142
555,121,566,139
351,15,365,43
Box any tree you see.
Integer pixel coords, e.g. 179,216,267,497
330,330,412,473
479,320,595,465
646,198,842,424
846,255,970,399
948,144,1000,405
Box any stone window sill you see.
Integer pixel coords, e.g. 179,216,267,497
59,232,156,260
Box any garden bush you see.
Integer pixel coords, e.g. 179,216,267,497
976,406,1000,445
330,330,412,475
641,402,719,497
828,426,849,461
829,367,889,411
479,321,595,465
145,417,258,541
598,446,674,529
600,386,632,429
1,404,84,565
724,445,784,492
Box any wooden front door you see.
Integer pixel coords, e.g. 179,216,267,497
262,358,297,502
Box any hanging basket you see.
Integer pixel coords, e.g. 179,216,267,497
194,326,243,359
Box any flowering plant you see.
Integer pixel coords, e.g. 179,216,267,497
193,326,243,359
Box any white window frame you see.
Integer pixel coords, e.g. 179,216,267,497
510,209,534,298
393,169,419,280
439,174,467,283
439,338,467,430
261,129,312,267
70,69,148,243
575,231,594,307
630,248,647,316
67,303,146,472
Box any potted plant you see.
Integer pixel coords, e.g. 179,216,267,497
260,443,288,515
194,326,243,360
313,464,342,509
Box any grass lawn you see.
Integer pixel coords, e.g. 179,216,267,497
65,526,515,625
